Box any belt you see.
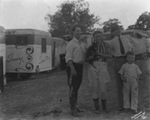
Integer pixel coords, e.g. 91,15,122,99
114,56,126,59
94,58,106,62
73,62,84,64
66,62,83,68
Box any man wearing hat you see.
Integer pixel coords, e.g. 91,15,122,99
108,24,146,111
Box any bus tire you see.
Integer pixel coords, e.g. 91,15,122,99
20,73,31,80
7,73,18,81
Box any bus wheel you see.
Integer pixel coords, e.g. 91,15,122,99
20,73,31,80
7,73,18,81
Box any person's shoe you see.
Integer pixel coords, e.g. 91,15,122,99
94,109,100,114
146,107,150,112
71,109,83,117
101,99,109,113
118,107,124,111
93,98,100,114
76,107,84,113
103,108,109,113
130,109,138,114
123,108,129,113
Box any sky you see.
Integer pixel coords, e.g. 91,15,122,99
0,0,150,32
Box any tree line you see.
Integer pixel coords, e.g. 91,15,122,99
45,0,150,37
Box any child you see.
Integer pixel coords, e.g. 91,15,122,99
119,51,142,114
35,65,40,78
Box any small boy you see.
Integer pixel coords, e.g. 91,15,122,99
35,65,40,78
119,51,142,114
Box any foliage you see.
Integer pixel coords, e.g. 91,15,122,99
45,0,100,37
102,18,123,32
127,11,150,31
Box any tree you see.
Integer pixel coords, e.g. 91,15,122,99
127,25,136,30
127,11,150,31
102,18,124,32
45,0,100,37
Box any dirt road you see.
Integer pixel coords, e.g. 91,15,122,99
0,62,150,120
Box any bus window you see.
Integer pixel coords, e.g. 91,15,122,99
41,38,46,53
6,35,28,46
6,35,15,45
16,36,28,46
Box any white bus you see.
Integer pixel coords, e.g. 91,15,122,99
0,26,6,90
6,29,53,80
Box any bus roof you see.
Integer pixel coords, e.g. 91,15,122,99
6,29,52,37
52,37,66,46
0,26,5,43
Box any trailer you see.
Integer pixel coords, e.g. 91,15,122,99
0,26,6,91
6,29,53,80
51,37,67,68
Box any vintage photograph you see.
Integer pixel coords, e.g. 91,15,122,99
0,0,150,119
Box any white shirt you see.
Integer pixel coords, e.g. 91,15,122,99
107,35,133,57
65,37,87,63
119,63,142,79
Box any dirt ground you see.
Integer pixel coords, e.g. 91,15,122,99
0,61,150,120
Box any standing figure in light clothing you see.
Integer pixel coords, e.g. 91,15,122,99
86,31,112,114
108,24,145,111
65,24,87,117
119,51,142,114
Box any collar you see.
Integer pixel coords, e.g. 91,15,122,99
73,37,79,42
126,63,134,65
113,36,121,39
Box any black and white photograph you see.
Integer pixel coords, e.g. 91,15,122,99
0,0,150,119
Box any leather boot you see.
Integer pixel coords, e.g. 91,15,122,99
93,98,100,114
101,99,108,113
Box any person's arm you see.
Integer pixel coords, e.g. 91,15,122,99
65,43,77,77
85,44,97,68
67,60,77,76
85,44,95,63
128,36,148,60
99,53,113,59
99,42,113,59
119,65,127,83
135,52,148,60
136,65,142,81
120,74,127,83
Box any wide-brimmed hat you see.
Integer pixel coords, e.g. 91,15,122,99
70,24,83,32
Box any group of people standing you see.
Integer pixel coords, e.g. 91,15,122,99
65,24,144,117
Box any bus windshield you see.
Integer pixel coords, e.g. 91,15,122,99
6,35,28,46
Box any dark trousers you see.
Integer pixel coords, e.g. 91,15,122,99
114,57,126,108
66,62,83,111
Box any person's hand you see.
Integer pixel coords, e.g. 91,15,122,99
122,76,127,83
88,82,92,87
79,35,87,41
147,52,150,57
142,52,148,59
143,53,147,59
87,55,94,61
71,68,77,77
68,76,72,86
69,68,76,86
88,81,92,88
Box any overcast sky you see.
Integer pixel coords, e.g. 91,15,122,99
0,0,150,31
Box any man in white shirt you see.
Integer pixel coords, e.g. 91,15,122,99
108,25,129,111
65,24,86,117
108,24,146,111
